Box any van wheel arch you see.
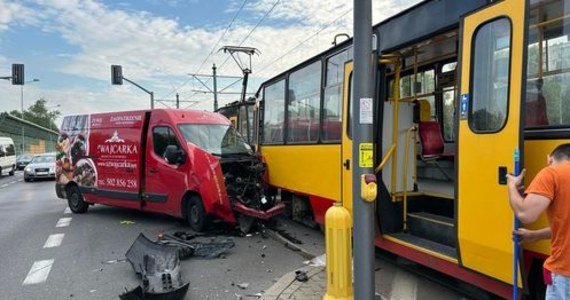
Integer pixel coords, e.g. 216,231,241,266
182,192,211,232
66,183,89,214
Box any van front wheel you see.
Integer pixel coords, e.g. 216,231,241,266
187,196,210,232
67,185,89,214
8,165,15,176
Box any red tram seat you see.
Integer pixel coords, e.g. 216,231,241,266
418,121,454,181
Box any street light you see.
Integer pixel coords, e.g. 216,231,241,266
21,78,40,154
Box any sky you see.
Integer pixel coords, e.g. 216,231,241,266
0,0,421,127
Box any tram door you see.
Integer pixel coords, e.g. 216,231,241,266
341,62,353,213
457,0,527,286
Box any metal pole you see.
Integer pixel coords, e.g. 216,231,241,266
213,64,218,111
353,0,375,299
176,93,180,109
21,84,25,155
150,91,154,109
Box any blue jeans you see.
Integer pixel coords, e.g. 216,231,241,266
547,273,570,300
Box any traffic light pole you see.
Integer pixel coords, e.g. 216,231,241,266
352,0,376,299
121,77,154,109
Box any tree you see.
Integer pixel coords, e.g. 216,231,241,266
9,98,60,130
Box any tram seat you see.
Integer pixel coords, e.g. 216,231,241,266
418,121,454,181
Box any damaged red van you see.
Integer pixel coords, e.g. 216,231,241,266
55,109,284,231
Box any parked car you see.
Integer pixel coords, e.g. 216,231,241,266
16,154,34,170
0,137,16,176
24,153,56,182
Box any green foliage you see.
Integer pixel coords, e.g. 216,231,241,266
8,98,60,130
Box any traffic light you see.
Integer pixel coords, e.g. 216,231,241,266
111,65,123,85
12,64,24,85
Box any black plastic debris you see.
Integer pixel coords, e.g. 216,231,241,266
122,234,190,300
295,270,308,282
157,233,235,259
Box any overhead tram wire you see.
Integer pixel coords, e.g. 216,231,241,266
158,0,249,100
256,8,353,76
184,0,282,109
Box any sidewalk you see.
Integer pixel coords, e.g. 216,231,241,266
261,265,387,300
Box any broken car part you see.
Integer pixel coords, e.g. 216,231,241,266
157,233,235,259
123,234,189,300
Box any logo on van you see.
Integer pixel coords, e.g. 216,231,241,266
105,131,125,143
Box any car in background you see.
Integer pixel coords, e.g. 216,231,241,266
16,154,34,170
24,153,56,182
0,137,16,177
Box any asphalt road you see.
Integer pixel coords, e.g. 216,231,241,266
0,172,474,300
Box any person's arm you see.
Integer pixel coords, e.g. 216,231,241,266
514,227,551,243
506,169,551,224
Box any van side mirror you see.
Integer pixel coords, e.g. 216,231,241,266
164,145,185,165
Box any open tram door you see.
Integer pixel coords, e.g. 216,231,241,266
457,0,527,289
341,61,354,213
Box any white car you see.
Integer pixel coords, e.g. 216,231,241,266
0,137,16,176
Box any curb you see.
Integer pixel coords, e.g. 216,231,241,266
261,266,324,300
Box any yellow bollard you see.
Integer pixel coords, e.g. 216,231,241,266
323,202,353,300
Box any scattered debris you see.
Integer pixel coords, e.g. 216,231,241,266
121,234,190,300
274,229,303,245
295,270,309,282
265,229,315,259
157,233,235,259
102,259,126,264
237,282,250,290
120,220,136,225
304,254,326,267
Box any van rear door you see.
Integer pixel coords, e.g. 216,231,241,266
85,112,145,209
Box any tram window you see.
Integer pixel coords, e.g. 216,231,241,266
323,49,351,142
263,79,286,143
287,61,321,143
469,18,511,133
525,0,570,128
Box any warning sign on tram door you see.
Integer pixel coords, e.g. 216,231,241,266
359,98,373,124
359,143,373,168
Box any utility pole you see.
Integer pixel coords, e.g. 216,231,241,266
176,93,180,109
213,64,218,111
353,0,376,299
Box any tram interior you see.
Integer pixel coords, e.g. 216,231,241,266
378,0,570,259
377,29,461,258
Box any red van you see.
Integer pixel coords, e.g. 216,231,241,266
55,109,284,231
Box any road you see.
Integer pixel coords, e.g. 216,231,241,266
0,172,474,300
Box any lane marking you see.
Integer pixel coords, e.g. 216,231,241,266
64,207,71,214
22,259,54,285
43,234,65,248
55,217,72,228
390,269,418,300
0,184,7,188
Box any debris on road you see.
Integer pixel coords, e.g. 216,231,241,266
237,282,250,289
264,228,315,259
120,220,136,225
102,258,126,264
295,270,308,282
304,253,326,267
121,234,190,300
157,233,235,259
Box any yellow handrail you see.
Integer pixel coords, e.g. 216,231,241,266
390,58,401,202
402,126,416,232
375,144,396,174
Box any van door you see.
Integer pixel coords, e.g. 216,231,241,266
341,62,353,213
143,122,187,216
457,0,527,286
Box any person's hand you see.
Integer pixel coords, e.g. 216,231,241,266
513,228,540,244
506,168,526,188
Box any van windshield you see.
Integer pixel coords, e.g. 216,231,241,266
178,124,252,156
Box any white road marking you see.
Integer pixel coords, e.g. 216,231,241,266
55,217,72,228
17,179,23,182
390,269,418,300
22,259,54,285
0,184,8,188
64,207,71,214
43,234,65,248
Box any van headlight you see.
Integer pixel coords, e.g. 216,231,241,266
25,167,32,173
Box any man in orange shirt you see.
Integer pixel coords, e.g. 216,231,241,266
507,143,570,299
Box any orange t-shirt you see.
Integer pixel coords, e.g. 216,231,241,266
525,162,570,276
